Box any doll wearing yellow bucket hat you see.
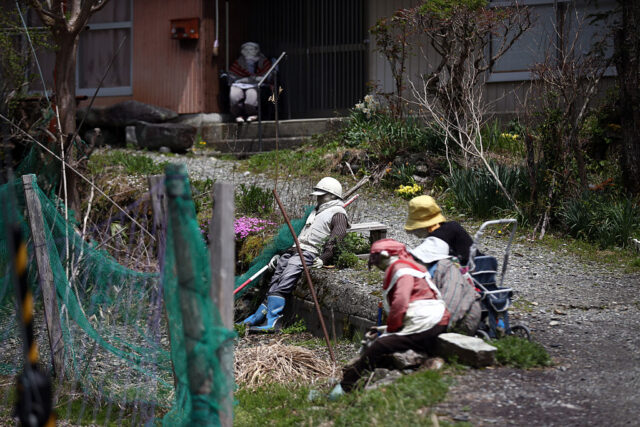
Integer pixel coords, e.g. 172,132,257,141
404,195,477,266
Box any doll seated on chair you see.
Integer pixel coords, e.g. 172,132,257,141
228,42,272,123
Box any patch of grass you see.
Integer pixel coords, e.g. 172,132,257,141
493,336,551,369
246,142,339,178
536,232,640,273
88,151,168,176
218,153,238,161
234,369,449,426
281,318,307,334
0,379,147,426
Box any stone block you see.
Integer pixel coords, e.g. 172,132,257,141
135,121,196,152
436,332,497,367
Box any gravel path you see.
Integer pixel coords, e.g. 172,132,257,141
149,152,640,426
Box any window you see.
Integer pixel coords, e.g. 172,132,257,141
76,0,132,96
487,0,615,82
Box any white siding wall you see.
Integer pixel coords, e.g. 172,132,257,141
365,0,615,117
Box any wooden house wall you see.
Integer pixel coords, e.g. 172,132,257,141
367,0,531,118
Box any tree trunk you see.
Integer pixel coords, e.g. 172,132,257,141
615,0,640,195
53,32,81,216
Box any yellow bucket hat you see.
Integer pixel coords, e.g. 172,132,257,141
404,195,446,231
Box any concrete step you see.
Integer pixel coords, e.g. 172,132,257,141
201,117,345,143
207,136,309,153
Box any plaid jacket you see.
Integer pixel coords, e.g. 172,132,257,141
432,258,480,328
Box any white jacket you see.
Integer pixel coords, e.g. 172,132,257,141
296,200,347,255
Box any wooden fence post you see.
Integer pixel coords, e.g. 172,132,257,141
148,175,168,260
22,174,65,378
209,182,234,427
147,174,177,388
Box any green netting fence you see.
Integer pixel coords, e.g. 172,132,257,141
0,158,312,424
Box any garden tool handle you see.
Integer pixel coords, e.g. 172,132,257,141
233,264,270,295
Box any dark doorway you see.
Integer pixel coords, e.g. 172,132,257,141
245,0,366,119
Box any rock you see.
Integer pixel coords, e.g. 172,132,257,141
171,112,228,127
79,100,178,128
159,146,171,153
370,368,390,382
125,125,137,146
97,127,124,146
387,349,429,370
365,369,402,390
134,121,196,152
436,333,497,367
421,357,445,371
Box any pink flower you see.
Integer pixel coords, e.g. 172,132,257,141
233,216,276,239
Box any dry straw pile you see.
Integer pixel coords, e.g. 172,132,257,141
235,342,337,389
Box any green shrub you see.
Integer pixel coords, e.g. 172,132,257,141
338,232,371,255
235,183,274,217
560,192,640,249
234,323,247,336
335,251,360,269
386,163,417,187
446,161,530,218
493,336,551,369
281,318,307,334
333,233,369,269
482,120,525,156
394,183,423,200
342,109,445,160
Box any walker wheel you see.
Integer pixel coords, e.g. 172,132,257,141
475,329,491,341
509,324,531,341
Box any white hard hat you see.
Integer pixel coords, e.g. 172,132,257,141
310,177,343,199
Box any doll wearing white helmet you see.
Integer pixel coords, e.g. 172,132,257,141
240,177,349,332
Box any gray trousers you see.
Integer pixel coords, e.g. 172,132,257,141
230,86,259,117
267,251,316,297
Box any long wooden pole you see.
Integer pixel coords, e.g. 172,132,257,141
272,189,335,363
22,174,65,379
209,183,234,427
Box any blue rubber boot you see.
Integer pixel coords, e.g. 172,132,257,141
250,295,285,333
239,303,267,326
